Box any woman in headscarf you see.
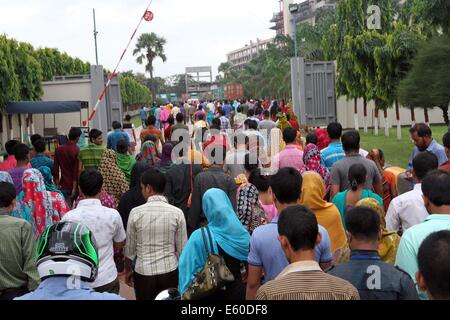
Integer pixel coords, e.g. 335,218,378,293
275,113,291,132
269,127,286,158
116,139,137,185
160,104,172,131
155,143,174,174
300,144,331,194
367,149,397,211
0,171,14,184
136,134,159,166
117,161,149,230
38,166,63,197
236,183,268,234
178,188,250,300
98,149,129,205
300,172,346,254
336,198,401,266
12,168,69,238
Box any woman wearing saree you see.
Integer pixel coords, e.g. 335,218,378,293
300,171,346,254
155,143,175,174
12,168,69,238
300,144,331,194
98,149,129,205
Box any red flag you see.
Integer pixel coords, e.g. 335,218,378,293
143,10,154,21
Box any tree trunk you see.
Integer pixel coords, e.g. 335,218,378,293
424,107,429,125
439,104,449,127
363,98,368,133
354,98,359,131
395,100,402,140
374,107,379,136
149,64,155,104
410,107,416,126
384,109,389,137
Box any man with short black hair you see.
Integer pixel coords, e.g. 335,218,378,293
305,133,318,146
396,170,450,299
171,113,188,137
125,168,187,300
271,127,304,171
107,121,129,152
416,230,450,300
8,143,31,194
256,204,359,300
330,130,382,200
320,122,345,169
234,105,247,130
258,110,276,131
0,140,20,172
78,129,105,171
54,127,82,206
0,182,40,300
438,131,450,173
219,108,231,131
30,139,54,171
386,152,439,232
328,206,418,300
224,132,249,179
62,169,126,294
247,109,260,125
246,168,333,300
189,146,236,234
408,123,447,170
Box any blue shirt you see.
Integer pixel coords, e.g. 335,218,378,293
328,250,418,300
223,104,232,118
407,139,448,170
395,214,450,300
15,277,124,300
140,108,147,120
30,153,54,172
320,142,345,169
247,216,332,282
107,129,130,151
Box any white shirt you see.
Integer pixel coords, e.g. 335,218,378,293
386,184,429,232
62,199,126,288
171,106,180,116
359,148,369,158
207,102,215,114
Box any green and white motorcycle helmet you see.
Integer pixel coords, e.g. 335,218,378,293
36,221,99,282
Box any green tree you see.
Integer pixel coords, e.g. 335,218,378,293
133,32,167,103
0,35,20,112
398,36,450,127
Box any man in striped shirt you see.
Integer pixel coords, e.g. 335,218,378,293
78,129,105,171
320,122,345,169
124,168,187,300
256,205,360,300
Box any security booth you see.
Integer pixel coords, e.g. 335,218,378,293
5,100,89,152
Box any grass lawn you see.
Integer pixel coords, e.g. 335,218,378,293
358,125,449,168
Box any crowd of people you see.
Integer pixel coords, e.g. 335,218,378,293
1,98,450,301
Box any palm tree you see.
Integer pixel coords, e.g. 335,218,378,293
133,32,167,102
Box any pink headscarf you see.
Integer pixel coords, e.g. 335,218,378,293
300,144,331,193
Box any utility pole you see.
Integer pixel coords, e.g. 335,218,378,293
93,8,99,65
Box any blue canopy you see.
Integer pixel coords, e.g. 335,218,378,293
6,101,88,114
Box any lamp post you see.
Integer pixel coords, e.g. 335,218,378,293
289,3,299,57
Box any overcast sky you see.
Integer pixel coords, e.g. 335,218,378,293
0,0,279,79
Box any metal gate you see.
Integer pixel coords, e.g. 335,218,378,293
105,75,123,126
291,57,336,127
